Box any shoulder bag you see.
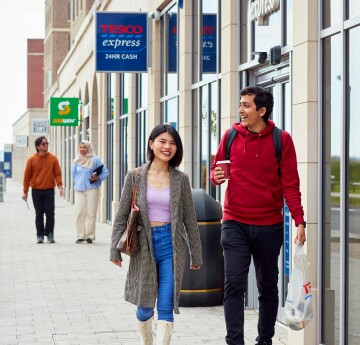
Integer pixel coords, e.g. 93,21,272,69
116,168,140,255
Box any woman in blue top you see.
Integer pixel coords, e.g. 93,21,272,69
71,140,108,243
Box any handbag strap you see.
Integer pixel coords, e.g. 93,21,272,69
132,168,138,204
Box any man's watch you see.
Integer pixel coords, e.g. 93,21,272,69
296,221,306,228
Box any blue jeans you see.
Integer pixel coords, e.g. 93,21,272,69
221,220,283,345
137,223,174,322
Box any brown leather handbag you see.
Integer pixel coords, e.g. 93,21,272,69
117,168,140,256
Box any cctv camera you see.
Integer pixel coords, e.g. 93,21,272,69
258,52,267,64
149,10,160,21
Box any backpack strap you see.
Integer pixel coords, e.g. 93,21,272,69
273,126,282,175
225,128,237,160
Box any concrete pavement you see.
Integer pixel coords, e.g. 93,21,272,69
0,178,288,345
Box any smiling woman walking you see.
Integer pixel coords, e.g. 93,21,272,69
110,124,202,345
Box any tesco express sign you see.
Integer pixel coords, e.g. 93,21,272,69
250,0,280,26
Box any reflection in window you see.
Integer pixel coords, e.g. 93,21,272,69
106,74,115,223
348,26,360,345
162,6,178,97
136,73,148,167
191,0,220,198
209,82,218,198
202,0,218,80
348,0,360,19
322,0,342,28
285,0,293,47
165,98,178,129
192,0,219,82
240,0,248,64
200,83,219,198
201,86,209,191
192,89,199,186
121,74,129,116
119,117,128,189
323,34,341,345
161,6,178,128
254,9,281,53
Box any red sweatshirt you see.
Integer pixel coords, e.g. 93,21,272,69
23,152,63,193
210,120,304,226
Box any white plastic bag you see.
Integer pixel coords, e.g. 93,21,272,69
285,244,313,330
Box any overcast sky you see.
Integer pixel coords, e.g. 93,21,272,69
0,0,45,149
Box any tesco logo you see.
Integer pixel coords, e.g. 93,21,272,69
100,24,143,35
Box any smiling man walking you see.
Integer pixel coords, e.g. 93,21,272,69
210,86,306,345
23,136,64,244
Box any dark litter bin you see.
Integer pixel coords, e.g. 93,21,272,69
179,188,224,307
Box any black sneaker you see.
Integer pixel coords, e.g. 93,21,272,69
255,336,272,345
37,237,44,244
76,239,85,243
47,233,55,243
86,238,93,243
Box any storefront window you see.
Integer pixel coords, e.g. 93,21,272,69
106,73,115,223
120,74,129,116
285,0,293,47
160,5,178,128
135,73,148,167
323,34,341,345
192,0,219,83
253,8,281,53
165,97,178,128
348,26,360,345
323,0,342,28
239,0,248,64
202,0,218,81
191,0,220,196
161,5,178,97
348,0,360,19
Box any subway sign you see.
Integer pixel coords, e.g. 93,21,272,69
49,98,79,126
95,12,148,72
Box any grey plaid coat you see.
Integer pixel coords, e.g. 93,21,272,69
110,162,203,314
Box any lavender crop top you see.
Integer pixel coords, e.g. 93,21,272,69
147,184,171,222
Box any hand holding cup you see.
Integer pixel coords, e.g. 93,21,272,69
214,160,231,183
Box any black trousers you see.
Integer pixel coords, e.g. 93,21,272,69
221,220,283,345
31,189,55,238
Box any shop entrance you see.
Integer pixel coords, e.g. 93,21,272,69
246,59,292,325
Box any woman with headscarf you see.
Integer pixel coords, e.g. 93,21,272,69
71,140,108,243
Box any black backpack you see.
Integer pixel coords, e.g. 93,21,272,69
225,126,283,175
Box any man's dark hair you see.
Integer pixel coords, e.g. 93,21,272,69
240,86,274,121
147,124,183,168
35,136,47,153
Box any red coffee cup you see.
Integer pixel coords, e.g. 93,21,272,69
216,160,231,180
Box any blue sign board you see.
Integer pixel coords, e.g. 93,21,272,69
3,151,12,178
202,14,217,73
168,13,177,73
95,12,148,72
168,14,217,73
284,203,291,276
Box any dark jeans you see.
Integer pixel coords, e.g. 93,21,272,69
32,189,55,238
221,220,283,345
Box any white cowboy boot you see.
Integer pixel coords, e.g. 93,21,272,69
138,317,153,345
156,320,173,345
